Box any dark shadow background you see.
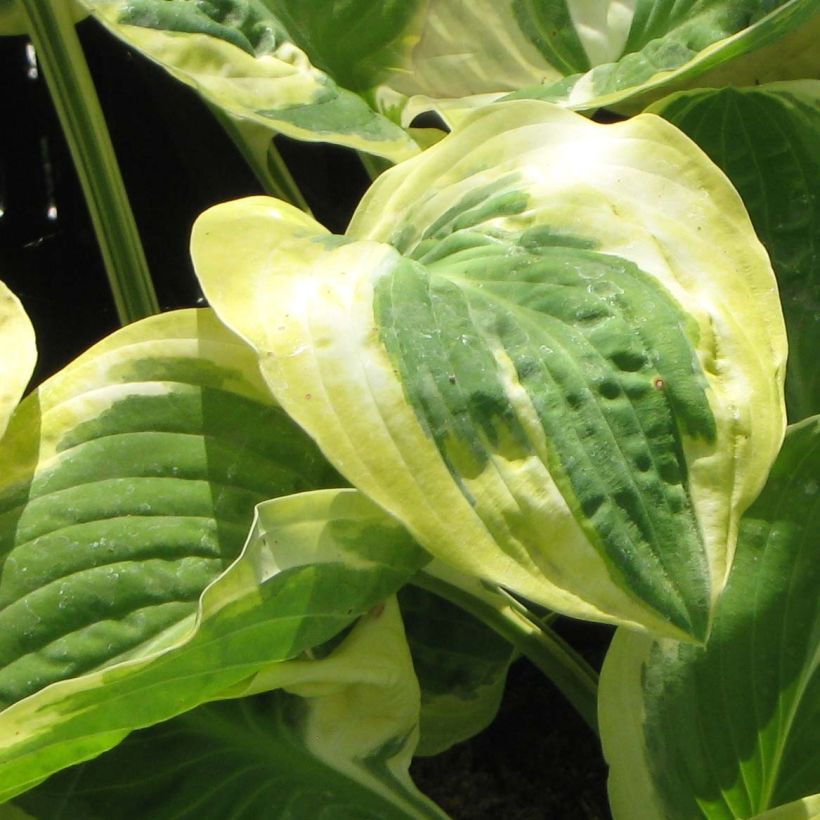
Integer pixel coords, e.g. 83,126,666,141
0,17,370,385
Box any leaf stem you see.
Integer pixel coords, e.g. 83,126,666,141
17,0,159,324
413,569,600,735
210,106,313,214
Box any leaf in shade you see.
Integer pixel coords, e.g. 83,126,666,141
191,100,786,641
12,600,449,820
600,417,820,819
650,80,820,423
398,584,516,756
0,308,431,800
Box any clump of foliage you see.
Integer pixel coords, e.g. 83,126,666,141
0,1,818,817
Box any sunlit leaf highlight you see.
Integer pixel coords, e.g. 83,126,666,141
192,100,787,640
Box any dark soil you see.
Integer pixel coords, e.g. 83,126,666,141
412,628,613,820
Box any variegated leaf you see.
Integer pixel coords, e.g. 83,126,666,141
600,417,820,819
192,100,787,641
0,308,430,798
75,1,818,158
0,281,35,441
11,600,448,819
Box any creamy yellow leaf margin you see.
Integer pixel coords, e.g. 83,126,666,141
192,100,786,638
78,1,420,162
0,281,36,441
753,796,820,820
350,100,788,599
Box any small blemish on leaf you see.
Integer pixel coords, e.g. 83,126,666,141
305,393,312,400
370,602,386,618
653,378,665,391
448,374,456,384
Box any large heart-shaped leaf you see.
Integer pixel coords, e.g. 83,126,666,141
0,308,431,800
599,416,820,819
11,599,449,820
191,100,786,641
75,1,818,160
0,281,35,440
649,81,820,423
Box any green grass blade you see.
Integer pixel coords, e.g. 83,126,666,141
18,0,159,324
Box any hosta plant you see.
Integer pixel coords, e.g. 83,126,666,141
0,2,818,817
73,0,820,161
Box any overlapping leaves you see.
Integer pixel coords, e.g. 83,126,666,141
74,0,819,161
191,99,786,641
650,80,820,422
600,416,820,819
0,308,432,801
77,0,422,161
10,600,448,820
399,584,516,756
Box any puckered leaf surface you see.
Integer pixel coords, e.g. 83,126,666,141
650,80,820,423
600,417,820,819
192,100,786,641
75,1,819,159
0,281,35,441
11,600,449,820
0,309,430,800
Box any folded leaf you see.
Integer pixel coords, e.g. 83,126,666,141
0,308,430,799
600,417,820,819
192,100,786,641
650,80,820,422
398,584,516,756
12,600,448,820
625,13,820,111
77,0,421,162
0,485,429,802
0,281,35,440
